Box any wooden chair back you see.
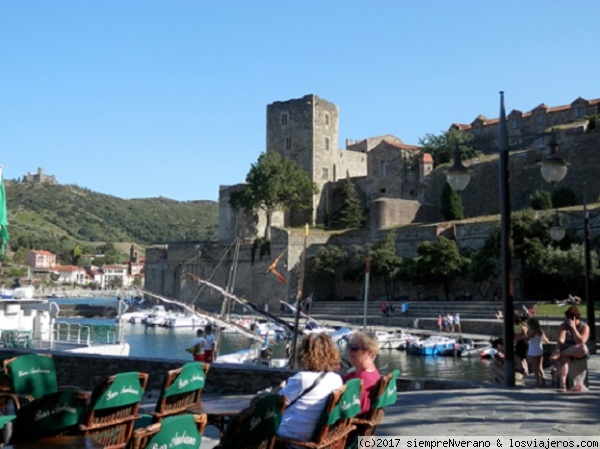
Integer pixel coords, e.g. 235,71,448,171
79,371,149,449
218,394,286,449
152,362,209,422
2,354,58,401
130,413,207,449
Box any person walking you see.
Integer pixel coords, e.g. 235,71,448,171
526,317,549,387
453,313,461,333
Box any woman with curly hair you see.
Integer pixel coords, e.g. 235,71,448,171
277,333,343,442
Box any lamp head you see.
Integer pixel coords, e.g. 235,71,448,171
541,132,568,185
445,143,471,192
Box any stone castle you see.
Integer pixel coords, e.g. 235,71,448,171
218,94,600,242
21,167,57,185
146,94,600,306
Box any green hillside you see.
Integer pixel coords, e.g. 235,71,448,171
2,181,218,265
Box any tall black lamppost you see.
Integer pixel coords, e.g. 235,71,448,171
446,92,568,387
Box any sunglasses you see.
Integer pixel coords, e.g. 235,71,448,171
347,344,366,352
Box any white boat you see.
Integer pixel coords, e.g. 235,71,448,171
162,313,208,328
0,287,13,299
375,330,418,350
14,286,35,299
143,305,169,327
407,335,456,356
0,298,129,356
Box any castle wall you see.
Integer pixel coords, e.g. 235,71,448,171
218,184,284,242
366,142,420,204
421,128,600,219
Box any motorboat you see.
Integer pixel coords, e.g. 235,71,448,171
438,339,491,357
143,305,169,327
375,330,418,350
1,286,35,299
407,335,456,356
0,297,130,356
162,313,208,328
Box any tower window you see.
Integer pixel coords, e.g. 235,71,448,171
325,137,330,150
322,167,329,180
536,114,544,125
281,113,288,125
285,137,291,149
325,113,330,126
379,161,387,177
576,106,584,118
511,119,519,130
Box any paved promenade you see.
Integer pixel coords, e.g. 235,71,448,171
196,356,600,447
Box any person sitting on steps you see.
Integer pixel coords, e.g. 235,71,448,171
550,305,589,392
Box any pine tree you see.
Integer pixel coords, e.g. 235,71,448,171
441,182,464,220
333,175,364,229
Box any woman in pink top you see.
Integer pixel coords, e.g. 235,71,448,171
342,331,381,414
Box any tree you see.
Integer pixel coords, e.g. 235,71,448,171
530,190,552,210
368,231,402,300
307,245,348,299
332,174,364,229
441,182,464,220
229,152,318,239
552,186,577,208
418,128,478,167
415,236,469,301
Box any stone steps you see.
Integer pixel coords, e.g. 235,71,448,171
309,300,534,320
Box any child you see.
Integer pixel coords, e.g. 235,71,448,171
186,328,206,361
526,317,549,387
203,323,216,363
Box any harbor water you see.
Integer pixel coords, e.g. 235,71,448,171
62,315,497,384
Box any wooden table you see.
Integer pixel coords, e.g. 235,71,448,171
187,395,253,437
3,436,104,448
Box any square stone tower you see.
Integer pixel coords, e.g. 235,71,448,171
266,94,340,225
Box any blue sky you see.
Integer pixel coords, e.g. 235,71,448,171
2,1,598,202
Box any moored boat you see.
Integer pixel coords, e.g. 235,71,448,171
162,313,208,328
375,329,419,350
0,297,129,356
407,335,456,356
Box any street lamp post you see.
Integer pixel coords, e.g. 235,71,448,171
497,92,515,387
446,92,569,386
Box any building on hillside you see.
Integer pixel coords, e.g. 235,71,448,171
28,250,57,269
102,264,131,288
22,167,57,185
451,96,600,153
52,265,87,284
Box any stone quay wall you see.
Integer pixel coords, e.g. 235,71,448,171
0,349,293,395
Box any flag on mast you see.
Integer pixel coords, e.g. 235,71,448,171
0,166,9,256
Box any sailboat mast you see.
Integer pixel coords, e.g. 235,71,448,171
289,224,309,369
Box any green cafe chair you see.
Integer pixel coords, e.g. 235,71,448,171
347,369,399,449
130,413,207,449
275,383,357,449
217,393,286,449
138,361,209,429
79,371,149,449
5,389,89,445
2,354,59,404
